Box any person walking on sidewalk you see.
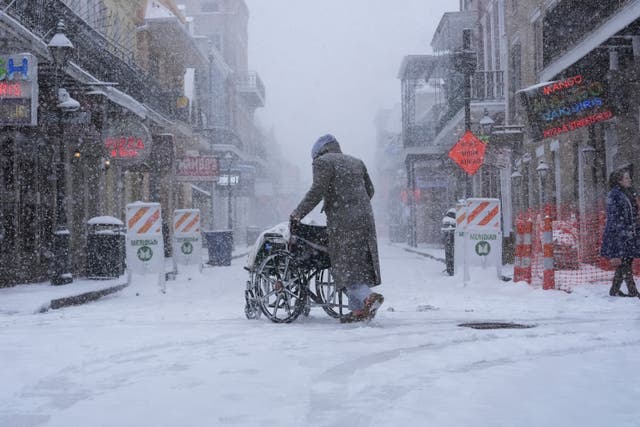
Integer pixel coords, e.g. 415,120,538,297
290,134,384,322
600,167,640,298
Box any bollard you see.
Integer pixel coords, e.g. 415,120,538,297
514,219,524,282
515,217,533,284
542,214,555,290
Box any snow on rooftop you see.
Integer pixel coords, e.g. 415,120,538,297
145,0,179,21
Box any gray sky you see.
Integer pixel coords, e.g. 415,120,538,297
246,0,459,177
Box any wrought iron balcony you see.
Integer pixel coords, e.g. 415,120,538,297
1,0,178,120
237,71,265,108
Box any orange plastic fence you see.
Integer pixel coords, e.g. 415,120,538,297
514,203,640,291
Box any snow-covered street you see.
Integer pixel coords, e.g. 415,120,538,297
2,242,640,427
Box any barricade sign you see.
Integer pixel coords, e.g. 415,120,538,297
465,198,502,274
454,198,503,282
125,201,166,291
173,209,202,270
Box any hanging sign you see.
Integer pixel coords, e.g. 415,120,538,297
0,53,38,126
176,156,219,181
518,75,614,140
103,118,152,163
448,131,486,175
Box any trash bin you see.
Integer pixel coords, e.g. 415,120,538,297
204,230,234,266
86,216,126,279
441,209,456,276
246,226,260,246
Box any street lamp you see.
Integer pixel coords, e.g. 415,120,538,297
48,20,74,286
511,169,523,213
536,159,550,207
222,152,234,230
479,109,495,138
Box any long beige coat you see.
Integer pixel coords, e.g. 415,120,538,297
291,145,381,289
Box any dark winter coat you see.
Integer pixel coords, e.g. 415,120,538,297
291,144,381,289
600,185,640,258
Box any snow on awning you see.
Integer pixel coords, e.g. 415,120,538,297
190,184,211,198
145,0,185,22
540,1,640,81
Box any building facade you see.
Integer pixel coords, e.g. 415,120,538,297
0,0,271,287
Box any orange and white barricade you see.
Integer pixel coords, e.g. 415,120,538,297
514,217,533,283
542,213,555,290
462,198,503,281
126,202,166,292
173,209,202,272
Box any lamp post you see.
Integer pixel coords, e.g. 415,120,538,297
536,159,550,209
222,152,234,230
48,20,74,286
454,28,477,199
511,169,523,213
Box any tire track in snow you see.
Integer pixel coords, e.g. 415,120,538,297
305,325,640,425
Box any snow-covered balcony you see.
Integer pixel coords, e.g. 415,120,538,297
236,71,266,109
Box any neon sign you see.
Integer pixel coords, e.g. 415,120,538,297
103,118,152,164
0,54,37,126
0,82,22,97
104,137,146,158
519,74,614,140
0,57,29,80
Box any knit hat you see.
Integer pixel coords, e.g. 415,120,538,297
311,134,337,159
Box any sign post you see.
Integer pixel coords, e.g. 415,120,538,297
125,202,166,293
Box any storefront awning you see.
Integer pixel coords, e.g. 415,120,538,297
540,1,640,81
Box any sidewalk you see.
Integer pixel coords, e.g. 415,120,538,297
0,245,253,316
0,276,129,315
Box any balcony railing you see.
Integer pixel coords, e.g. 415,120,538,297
2,0,177,120
237,71,265,108
471,70,504,101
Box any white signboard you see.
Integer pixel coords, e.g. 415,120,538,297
455,198,503,282
173,209,202,270
125,202,166,292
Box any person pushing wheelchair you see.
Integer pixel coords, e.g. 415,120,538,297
290,134,384,323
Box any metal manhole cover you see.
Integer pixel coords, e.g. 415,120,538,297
458,322,536,330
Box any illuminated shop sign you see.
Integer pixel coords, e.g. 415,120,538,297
0,53,38,126
519,75,614,140
176,156,219,182
103,118,151,163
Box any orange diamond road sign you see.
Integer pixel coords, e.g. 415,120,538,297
448,130,486,175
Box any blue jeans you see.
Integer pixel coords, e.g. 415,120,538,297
345,283,372,311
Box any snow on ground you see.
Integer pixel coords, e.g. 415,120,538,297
1,242,639,427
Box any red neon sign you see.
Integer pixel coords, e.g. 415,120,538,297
105,137,145,158
0,81,22,97
542,110,613,138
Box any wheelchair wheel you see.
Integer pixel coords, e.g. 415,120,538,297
255,251,306,323
313,269,349,318
244,288,261,320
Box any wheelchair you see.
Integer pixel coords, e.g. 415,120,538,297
244,221,350,323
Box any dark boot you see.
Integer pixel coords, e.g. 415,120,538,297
626,279,638,297
610,270,624,296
